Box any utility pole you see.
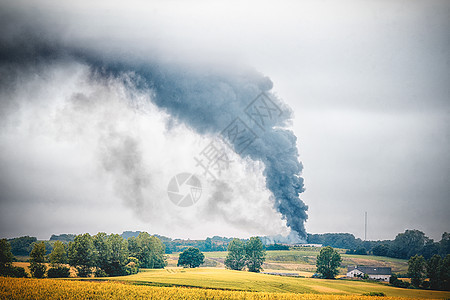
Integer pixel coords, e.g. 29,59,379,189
364,211,367,241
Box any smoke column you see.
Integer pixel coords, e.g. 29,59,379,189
80,55,309,239
0,31,308,239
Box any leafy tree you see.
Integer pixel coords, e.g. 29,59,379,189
93,232,109,274
125,256,140,275
93,233,129,276
408,254,425,288
440,233,450,256
8,236,37,256
0,239,14,270
316,246,342,279
177,247,204,268
372,244,389,256
47,266,70,278
127,236,140,258
224,238,246,270
440,254,450,291
108,234,129,275
47,240,70,278
354,247,367,255
204,237,212,252
427,254,442,290
0,239,28,278
245,237,266,272
128,232,166,269
389,274,411,288
68,233,96,277
49,241,67,267
147,235,166,268
390,230,429,259
421,240,440,260
29,242,47,278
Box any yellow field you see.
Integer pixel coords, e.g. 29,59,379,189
0,277,430,300
104,268,449,299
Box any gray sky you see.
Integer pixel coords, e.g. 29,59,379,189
0,0,449,241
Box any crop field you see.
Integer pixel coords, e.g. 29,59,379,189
103,268,450,299
0,277,446,300
169,249,409,274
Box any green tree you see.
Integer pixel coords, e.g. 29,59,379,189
9,236,37,256
224,238,246,271
94,233,129,276
29,242,47,278
440,233,450,256
0,239,28,278
0,239,14,270
127,236,140,257
390,230,429,259
177,247,204,268
47,240,70,278
68,233,96,277
0,238,15,277
93,232,109,276
408,254,425,288
245,237,266,273
127,232,166,269
204,237,212,252
427,255,442,290
372,244,389,256
316,246,342,279
49,241,67,267
440,254,450,291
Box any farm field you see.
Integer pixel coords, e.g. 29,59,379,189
102,267,450,299
0,277,427,300
167,249,409,274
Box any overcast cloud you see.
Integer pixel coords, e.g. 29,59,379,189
0,0,448,241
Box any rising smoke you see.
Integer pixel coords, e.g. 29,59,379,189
0,1,308,240
76,53,309,240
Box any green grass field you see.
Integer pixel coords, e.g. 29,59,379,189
99,267,450,299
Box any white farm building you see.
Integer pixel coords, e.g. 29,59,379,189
347,266,391,282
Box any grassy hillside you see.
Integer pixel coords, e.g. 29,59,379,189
103,268,450,299
169,248,409,274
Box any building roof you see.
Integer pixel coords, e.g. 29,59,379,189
347,266,391,275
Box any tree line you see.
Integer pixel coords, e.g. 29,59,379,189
50,232,232,254
0,232,166,278
308,230,450,259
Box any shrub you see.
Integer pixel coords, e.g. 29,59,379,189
94,269,108,277
47,266,70,278
389,274,411,288
362,292,386,296
1,266,28,278
125,261,139,275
